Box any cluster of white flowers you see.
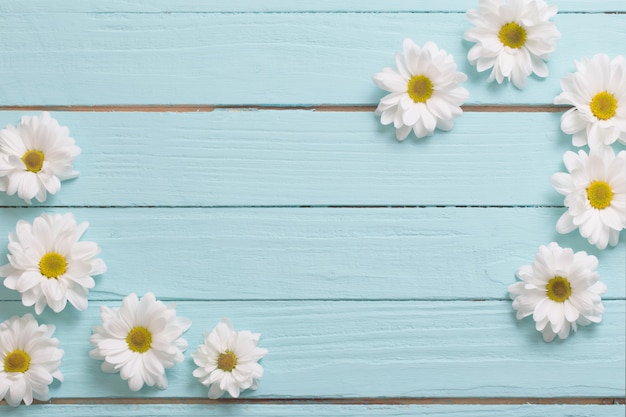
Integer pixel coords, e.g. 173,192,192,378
88,294,266,398
0,114,267,406
508,52,623,340
371,0,621,343
374,0,561,141
551,55,626,249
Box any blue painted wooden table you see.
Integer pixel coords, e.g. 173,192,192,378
0,1,624,415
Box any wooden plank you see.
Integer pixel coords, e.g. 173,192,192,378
0,14,623,106
1,404,624,416
0,207,623,301
0,300,623,398
2,1,624,13
0,110,579,207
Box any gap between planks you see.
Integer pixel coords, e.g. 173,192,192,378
17,397,625,406
0,105,569,113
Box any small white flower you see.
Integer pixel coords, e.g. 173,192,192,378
89,292,191,391
464,0,560,89
192,319,267,399
373,39,469,141
551,148,626,250
509,243,606,342
0,314,64,407
0,213,107,314
554,54,626,149
0,112,80,204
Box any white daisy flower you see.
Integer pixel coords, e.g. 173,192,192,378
464,0,560,89
373,39,469,141
551,148,626,249
0,314,64,407
554,54,626,149
508,242,606,342
192,319,267,399
0,213,107,314
89,292,191,391
0,112,80,204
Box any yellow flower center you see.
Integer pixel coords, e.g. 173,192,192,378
22,150,45,173
4,350,31,373
498,22,527,49
587,181,613,210
407,75,433,103
590,91,617,120
39,252,68,279
217,351,237,372
126,327,152,353
546,276,572,303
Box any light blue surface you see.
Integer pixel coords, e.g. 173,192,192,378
2,1,625,13
0,207,623,301
0,110,598,207
0,0,624,414
1,404,625,417
0,13,624,105
0,300,624,399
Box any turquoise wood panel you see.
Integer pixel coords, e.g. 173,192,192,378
0,111,582,207
0,300,623,399
3,1,625,13
0,208,623,301
0,14,624,106
1,0,624,413
1,404,625,417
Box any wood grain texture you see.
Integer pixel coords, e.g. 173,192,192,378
1,1,624,413
0,110,588,207
1,404,625,417
1,0,625,13
0,13,624,106
0,300,623,399
0,207,623,302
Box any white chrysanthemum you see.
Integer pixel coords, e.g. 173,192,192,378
89,292,191,391
464,0,560,89
508,242,606,342
0,112,80,204
373,39,469,141
192,319,267,399
554,54,626,149
0,314,63,407
551,148,625,249
0,213,107,314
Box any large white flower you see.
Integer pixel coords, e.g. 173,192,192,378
464,0,560,89
0,314,64,407
554,54,626,149
551,148,625,249
89,292,191,391
0,112,80,204
0,213,106,314
509,243,606,342
192,319,267,399
373,39,469,141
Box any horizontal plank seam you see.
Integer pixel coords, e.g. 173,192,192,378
0,205,567,209
10,397,625,406
3,11,625,15
0,105,570,113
